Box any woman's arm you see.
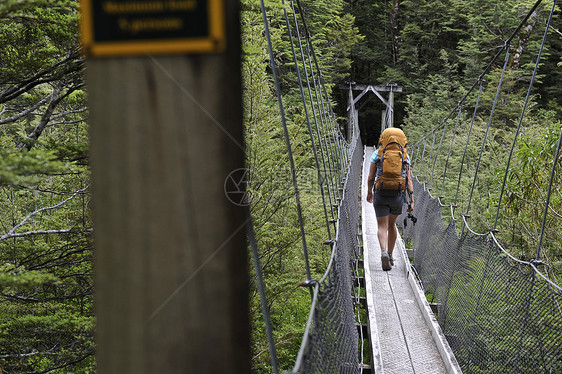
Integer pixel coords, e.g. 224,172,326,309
406,164,414,212
366,162,377,203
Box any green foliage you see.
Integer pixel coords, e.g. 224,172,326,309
0,0,92,372
0,308,94,373
0,0,79,82
0,263,59,292
2,0,557,372
347,0,561,134
495,121,562,279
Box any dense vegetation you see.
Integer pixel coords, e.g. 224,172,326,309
0,0,559,372
0,0,93,372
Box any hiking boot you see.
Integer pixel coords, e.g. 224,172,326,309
389,253,394,266
381,251,391,271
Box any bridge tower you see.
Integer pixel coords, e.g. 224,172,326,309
341,83,403,145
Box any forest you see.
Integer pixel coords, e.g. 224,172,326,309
0,0,560,372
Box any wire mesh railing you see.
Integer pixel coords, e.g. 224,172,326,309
399,1,562,372
399,176,562,373
251,0,366,372
289,123,363,374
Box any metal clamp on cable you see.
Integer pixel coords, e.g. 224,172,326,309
530,259,544,266
298,279,318,288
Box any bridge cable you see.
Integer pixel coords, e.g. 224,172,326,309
295,0,346,192
513,126,561,374
281,0,333,239
536,126,562,262
493,0,558,231
247,213,280,374
299,30,339,193
411,141,420,173
404,2,562,371
440,106,462,206
464,46,510,218
259,0,313,286
429,122,448,191
289,0,336,221
454,80,483,208
416,138,427,178
299,19,341,204
425,131,437,183
320,91,344,189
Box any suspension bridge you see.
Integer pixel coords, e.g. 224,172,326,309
251,0,562,373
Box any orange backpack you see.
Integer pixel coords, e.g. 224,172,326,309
375,128,408,191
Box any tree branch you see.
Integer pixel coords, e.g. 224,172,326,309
0,186,89,241
17,83,85,151
549,24,562,39
50,107,88,120
47,117,88,128
34,351,95,374
0,228,92,241
2,287,93,302
0,94,51,125
0,51,84,104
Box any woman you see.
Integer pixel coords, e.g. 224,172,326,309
366,127,414,271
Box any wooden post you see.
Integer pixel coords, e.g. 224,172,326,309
86,2,249,373
347,82,355,141
388,83,397,128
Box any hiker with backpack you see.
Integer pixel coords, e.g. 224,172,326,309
366,127,414,271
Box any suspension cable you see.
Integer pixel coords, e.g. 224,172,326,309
465,47,510,216
454,80,483,206
290,0,336,220
440,106,462,198
282,0,333,239
301,29,339,204
429,122,448,190
260,0,312,283
493,0,557,230
323,95,344,188
316,73,342,200
535,126,562,260
295,0,346,190
417,139,427,178
425,131,437,183
247,214,279,374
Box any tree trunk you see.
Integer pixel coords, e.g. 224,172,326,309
16,84,82,151
510,11,539,70
390,0,401,65
16,86,62,151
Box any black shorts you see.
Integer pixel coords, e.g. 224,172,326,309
373,190,405,217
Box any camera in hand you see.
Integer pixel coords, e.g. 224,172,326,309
404,212,417,227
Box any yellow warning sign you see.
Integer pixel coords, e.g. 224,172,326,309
81,0,225,57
